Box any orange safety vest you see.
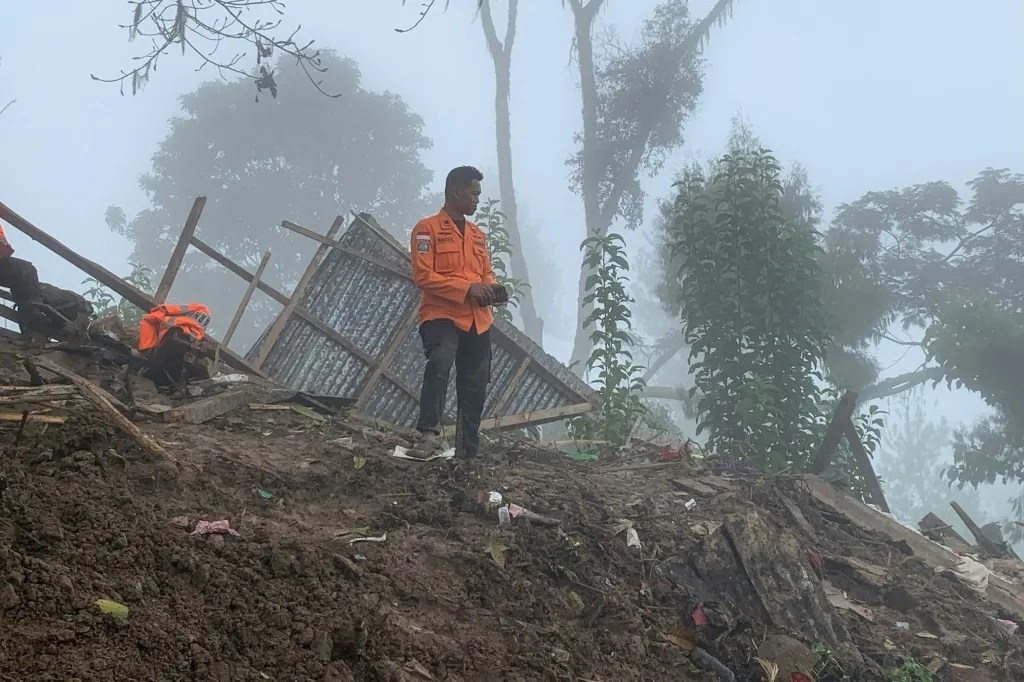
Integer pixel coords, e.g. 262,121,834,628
138,304,212,351
0,223,13,258
410,209,497,333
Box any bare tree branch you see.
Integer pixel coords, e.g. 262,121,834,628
94,0,337,98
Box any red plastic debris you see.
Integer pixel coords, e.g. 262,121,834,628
658,448,682,462
692,605,708,626
792,673,813,682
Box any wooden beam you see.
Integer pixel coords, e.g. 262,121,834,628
32,357,172,462
279,219,412,281
154,197,206,303
354,302,420,409
0,202,260,377
0,201,153,311
221,250,271,349
0,411,66,424
919,512,972,552
444,401,594,435
254,216,346,368
811,391,857,474
841,419,890,513
950,501,1006,558
190,236,289,306
491,355,532,415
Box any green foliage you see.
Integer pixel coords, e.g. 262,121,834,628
570,233,647,446
670,146,831,469
82,262,155,328
924,296,1024,487
107,50,434,351
884,659,932,682
475,199,529,324
811,642,850,681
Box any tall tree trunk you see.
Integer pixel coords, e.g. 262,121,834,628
566,0,737,375
480,0,544,344
567,0,606,375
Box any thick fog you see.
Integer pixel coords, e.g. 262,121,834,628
2,0,1023,541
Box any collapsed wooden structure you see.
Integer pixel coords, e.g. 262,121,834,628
0,197,598,433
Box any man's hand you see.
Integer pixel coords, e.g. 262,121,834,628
490,283,510,306
468,282,495,306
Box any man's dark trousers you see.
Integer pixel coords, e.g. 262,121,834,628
416,319,491,457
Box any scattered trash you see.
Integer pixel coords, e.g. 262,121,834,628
349,533,387,546
823,582,875,621
916,632,940,640
328,436,355,449
352,553,367,562
896,621,910,630
497,506,511,527
488,491,504,505
487,538,507,568
692,606,708,626
169,516,191,530
353,455,367,470
191,519,240,537
994,618,1019,635
256,488,273,500
506,503,560,526
626,527,642,549
392,445,456,461
95,599,129,618
684,498,697,511
290,404,325,422
209,373,250,384
952,555,990,594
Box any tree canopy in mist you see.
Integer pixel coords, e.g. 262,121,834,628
107,51,434,349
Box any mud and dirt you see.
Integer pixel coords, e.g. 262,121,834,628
1,356,1023,680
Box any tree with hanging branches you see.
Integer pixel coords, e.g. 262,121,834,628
95,0,336,99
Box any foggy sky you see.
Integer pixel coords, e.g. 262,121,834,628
2,0,1022,459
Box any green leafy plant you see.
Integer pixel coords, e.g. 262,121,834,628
475,198,529,324
810,643,850,681
884,658,932,682
83,262,155,329
670,147,831,470
569,233,648,447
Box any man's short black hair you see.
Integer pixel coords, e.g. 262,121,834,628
445,166,483,196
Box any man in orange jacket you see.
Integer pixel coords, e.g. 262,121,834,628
0,222,45,334
410,166,507,459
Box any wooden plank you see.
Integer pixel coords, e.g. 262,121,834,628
824,555,889,588
354,302,420,409
811,391,857,474
154,196,206,303
919,512,972,552
468,401,595,433
491,355,531,415
221,250,271,349
0,411,66,424
255,216,346,368
801,474,1024,619
950,501,1006,558
162,390,252,424
31,357,172,462
669,477,719,497
842,418,890,513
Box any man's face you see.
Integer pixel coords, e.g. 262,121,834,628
453,180,482,216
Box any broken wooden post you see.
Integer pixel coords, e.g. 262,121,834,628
842,419,890,513
254,216,346,368
221,250,271,349
919,512,972,552
811,391,857,474
950,501,1007,558
154,196,206,304
31,357,173,463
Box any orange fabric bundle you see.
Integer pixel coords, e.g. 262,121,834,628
137,303,212,351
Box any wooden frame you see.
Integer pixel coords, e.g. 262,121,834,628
811,390,889,513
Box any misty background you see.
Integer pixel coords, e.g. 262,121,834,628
2,0,1023,542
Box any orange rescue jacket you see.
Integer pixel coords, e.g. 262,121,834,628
410,209,497,333
138,303,212,351
0,223,13,258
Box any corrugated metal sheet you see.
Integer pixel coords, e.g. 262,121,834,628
247,213,598,429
